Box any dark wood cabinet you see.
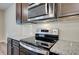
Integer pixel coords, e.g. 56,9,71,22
57,3,79,17
7,38,12,55
16,3,28,24
22,3,28,23
7,38,19,55
12,44,19,55
20,45,27,55
16,3,21,24
12,39,20,55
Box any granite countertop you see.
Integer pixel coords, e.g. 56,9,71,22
50,40,79,55
8,35,35,41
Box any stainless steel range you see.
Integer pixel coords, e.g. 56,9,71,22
35,29,59,49
20,28,59,55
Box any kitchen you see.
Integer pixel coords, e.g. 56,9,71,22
0,3,79,55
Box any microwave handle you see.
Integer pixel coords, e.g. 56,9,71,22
45,3,49,14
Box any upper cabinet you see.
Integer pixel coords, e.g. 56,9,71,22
16,3,79,24
21,3,28,23
16,3,56,24
16,3,21,24
57,3,79,17
16,3,28,24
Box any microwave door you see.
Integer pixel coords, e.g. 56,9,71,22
28,3,48,18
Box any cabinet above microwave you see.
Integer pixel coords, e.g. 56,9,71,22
27,3,57,21
57,3,79,17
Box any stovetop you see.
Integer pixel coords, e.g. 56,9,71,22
20,36,57,50
20,36,37,46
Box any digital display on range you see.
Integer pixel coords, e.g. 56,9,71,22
41,30,49,32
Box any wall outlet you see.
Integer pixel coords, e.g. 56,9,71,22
52,29,59,35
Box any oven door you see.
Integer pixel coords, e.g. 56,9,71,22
28,3,55,21
20,45,42,55
20,42,49,55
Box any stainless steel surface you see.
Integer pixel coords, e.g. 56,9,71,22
35,29,59,48
36,28,59,35
20,42,49,55
28,4,47,18
28,15,54,21
28,3,55,21
35,40,55,48
28,3,41,9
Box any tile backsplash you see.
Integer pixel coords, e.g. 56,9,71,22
22,21,58,38
22,15,79,42
59,16,79,42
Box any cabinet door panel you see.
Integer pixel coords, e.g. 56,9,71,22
13,45,19,55
7,38,12,55
16,3,22,24
16,3,28,24
7,45,12,55
22,3,28,23
12,39,19,47
12,39,19,55
57,3,79,17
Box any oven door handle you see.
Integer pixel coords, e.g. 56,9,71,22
20,42,49,55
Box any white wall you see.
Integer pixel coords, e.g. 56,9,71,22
5,4,23,42
4,3,34,42
0,10,5,42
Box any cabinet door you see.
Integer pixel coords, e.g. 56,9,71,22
20,45,26,55
12,39,19,55
16,3,28,24
57,3,79,17
22,3,28,23
7,38,12,55
13,45,19,55
16,3,22,24
12,39,19,47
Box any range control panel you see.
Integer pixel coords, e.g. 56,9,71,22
36,28,59,35
35,28,59,49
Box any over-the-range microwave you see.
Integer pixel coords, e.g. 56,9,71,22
28,3,57,21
